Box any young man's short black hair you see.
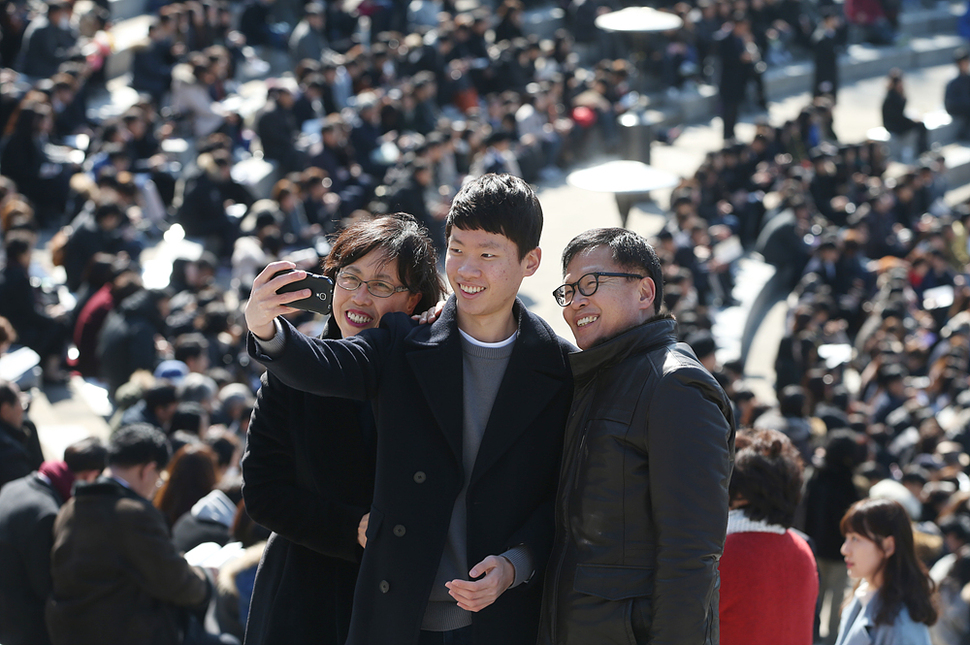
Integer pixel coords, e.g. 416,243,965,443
560,227,665,315
108,424,171,469
446,174,542,260
63,436,108,474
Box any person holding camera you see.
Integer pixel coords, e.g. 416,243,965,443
241,213,444,645
246,174,574,645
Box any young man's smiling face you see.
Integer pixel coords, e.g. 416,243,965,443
562,245,655,350
446,227,539,342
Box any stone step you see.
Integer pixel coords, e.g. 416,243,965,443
103,14,152,80
941,142,970,185
108,0,146,23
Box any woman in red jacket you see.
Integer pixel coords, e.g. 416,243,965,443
719,428,819,645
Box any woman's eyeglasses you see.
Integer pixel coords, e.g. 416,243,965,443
336,272,411,298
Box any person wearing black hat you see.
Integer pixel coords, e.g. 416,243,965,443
945,49,970,139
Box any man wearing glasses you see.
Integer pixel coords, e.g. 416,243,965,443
539,228,735,645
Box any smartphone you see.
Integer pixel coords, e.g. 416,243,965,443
273,269,334,316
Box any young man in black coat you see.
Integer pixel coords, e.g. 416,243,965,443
246,174,574,645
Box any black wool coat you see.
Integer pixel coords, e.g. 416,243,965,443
242,323,376,645
0,473,62,645
249,297,574,645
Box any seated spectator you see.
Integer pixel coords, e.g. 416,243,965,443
0,231,72,383
754,385,815,463
96,287,172,399
720,427,818,645
155,443,220,528
120,382,180,432
0,101,76,227
288,3,328,63
16,1,77,79
177,149,252,258
72,258,143,379
62,201,128,293
178,373,220,414
171,401,211,438
0,380,43,491
881,69,928,158
131,18,178,106
47,424,235,645
171,54,227,139
0,437,106,645
172,485,239,553
175,333,211,374
255,83,304,174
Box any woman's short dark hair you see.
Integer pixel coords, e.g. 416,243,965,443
324,213,444,313
561,228,665,315
729,428,804,527
446,173,542,260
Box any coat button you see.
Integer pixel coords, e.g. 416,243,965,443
393,524,406,537
413,471,426,483
380,580,390,593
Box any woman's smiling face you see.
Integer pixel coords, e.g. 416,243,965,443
332,250,420,338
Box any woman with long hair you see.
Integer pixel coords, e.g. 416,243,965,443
153,442,219,528
835,497,937,645
242,213,444,645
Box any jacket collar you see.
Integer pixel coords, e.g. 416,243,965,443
405,295,571,481
74,475,148,502
569,317,678,384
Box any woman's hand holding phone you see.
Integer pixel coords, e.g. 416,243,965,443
245,261,311,340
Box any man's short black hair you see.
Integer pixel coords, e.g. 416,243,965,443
446,174,542,260
108,423,171,469
779,385,806,417
174,333,209,364
144,383,178,411
170,401,207,435
560,228,665,315
64,437,108,473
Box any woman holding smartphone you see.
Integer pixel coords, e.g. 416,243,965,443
241,213,444,645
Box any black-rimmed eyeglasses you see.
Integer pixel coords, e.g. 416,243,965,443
552,272,644,307
336,272,411,298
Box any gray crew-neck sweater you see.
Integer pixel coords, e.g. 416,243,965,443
421,334,524,632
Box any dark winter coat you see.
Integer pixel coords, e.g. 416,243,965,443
249,298,574,645
0,419,44,491
46,477,210,645
538,318,735,645
0,473,62,645
242,322,376,645
96,289,166,397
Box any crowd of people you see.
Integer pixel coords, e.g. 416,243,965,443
0,0,969,641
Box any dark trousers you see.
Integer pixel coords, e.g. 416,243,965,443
722,99,740,141
418,626,474,645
